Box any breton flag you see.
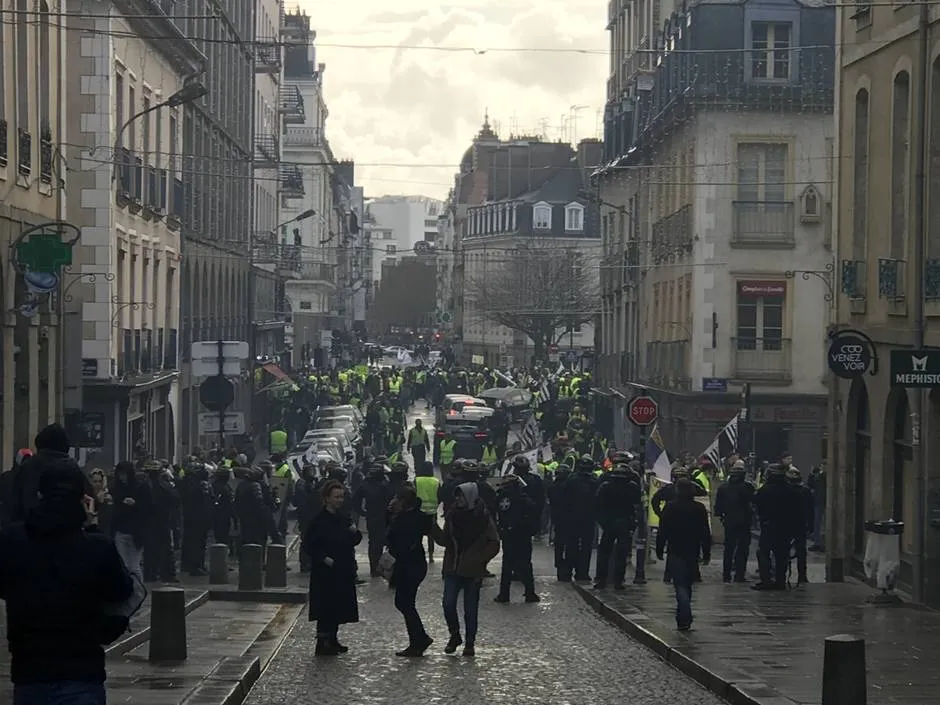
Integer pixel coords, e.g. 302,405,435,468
645,423,672,483
538,379,550,402
520,413,541,450
700,415,739,469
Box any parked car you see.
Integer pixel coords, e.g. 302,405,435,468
315,415,362,446
301,428,356,459
478,387,533,422
316,404,364,425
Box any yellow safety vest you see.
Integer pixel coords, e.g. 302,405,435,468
693,470,711,494
274,463,291,478
415,476,441,514
439,440,456,465
409,427,428,446
388,378,401,393
482,446,498,465
270,429,288,453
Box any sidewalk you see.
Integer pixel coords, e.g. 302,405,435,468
575,555,940,705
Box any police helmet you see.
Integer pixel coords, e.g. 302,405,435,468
576,455,595,473
511,455,531,472
391,461,409,474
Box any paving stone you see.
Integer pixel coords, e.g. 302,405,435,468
243,545,724,705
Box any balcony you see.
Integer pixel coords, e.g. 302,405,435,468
144,167,168,215
169,176,184,223
279,84,305,124
115,147,143,206
840,259,866,299
278,165,304,198
878,258,905,300
651,204,693,264
254,41,281,74
283,126,324,148
39,125,53,184
731,201,795,248
298,261,335,285
17,128,31,177
0,119,7,166
645,339,690,388
255,134,279,168
731,337,792,383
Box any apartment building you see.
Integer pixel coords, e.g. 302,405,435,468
64,0,204,465
828,2,940,605
0,0,66,464
596,0,836,468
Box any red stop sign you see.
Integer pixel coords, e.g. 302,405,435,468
627,395,658,426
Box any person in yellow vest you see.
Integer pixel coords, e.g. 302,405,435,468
271,454,294,536
438,432,457,480
269,427,288,455
481,441,499,468
414,461,441,562
407,419,431,469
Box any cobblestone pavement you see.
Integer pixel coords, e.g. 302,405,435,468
244,545,724,705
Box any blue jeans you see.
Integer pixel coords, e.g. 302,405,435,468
666,555,695,629
442,575,481,645
14,681,106,705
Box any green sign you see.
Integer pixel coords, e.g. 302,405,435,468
15,231,74,273
438,311,453,324
890,349,940,387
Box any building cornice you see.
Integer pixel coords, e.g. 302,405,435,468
112,0,207,76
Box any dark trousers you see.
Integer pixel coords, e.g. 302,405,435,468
442,575,481,645
566,523,595,580
181,526,208,573
794,533,808,581
757,529,789,586
366,522,385,575
666,554,696,629
411,446,427,469
499,533,535,597
553,523,570,578
722,524,750,581
144,526,177,582
394,563,429,646
595,523,632,586
14,681,106,705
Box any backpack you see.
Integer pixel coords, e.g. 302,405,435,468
98,571,148,645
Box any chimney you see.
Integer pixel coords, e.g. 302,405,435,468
576,138,603,174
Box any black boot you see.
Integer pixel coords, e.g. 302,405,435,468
315,637,341,656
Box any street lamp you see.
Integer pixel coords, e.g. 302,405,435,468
274,209,316,232
111,81,208,181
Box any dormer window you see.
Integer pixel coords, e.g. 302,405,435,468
565,202,585,231
533,201,552,230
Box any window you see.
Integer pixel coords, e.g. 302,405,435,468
169,114,177,176
565,203,585,231
386,244,397,254
533,202,552,229
142,96,151,164
736,282,785,351
382,231,393,240
751,22,791,80
853,88,870,260
890,71,910,260
128,85,136,151
930,61,940,258
299,301,312,311
15,0,28,131
737,143,787,201
37,2,50,133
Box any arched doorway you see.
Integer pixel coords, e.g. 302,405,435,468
846,377,870,554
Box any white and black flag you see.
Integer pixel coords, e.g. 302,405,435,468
701,415,739,468
520,413,541,450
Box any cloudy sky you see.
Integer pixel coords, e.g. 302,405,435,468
295,0,608,201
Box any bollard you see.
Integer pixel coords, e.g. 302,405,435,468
265,544,288,588
821,634,866,705
149,587,187,662
238,543,264,591
209,543,229,585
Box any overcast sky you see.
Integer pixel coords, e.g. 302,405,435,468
295,1,608,201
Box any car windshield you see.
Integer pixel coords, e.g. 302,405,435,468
316,416,354,429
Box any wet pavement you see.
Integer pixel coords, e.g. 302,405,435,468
577,548,937,705
243,544,724,705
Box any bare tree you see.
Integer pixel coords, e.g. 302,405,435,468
466,239,600,360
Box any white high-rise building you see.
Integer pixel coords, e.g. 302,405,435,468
366,195,443,285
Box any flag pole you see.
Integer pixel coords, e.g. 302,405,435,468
633,422,649,585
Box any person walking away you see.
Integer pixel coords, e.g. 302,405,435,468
302,479,362,656
655,479,712,631
714,460,754,583
493,474,539,603
351,463,393,576
593,464,641,590
386,486,435,656
111,461,152,577
414,461,441,563
0,461,134,705
408,420,431,470
438,432,457,481
752,465,800,590
430,483,500,657
786,467,814,584
562,456,599,583
10,424,90,523
210,466,236,557
547,463,572,580
143,462,180,583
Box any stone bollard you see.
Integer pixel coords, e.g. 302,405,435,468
148,587,187,662
209,543,229,585
238,543,264,591
265,544,288,588
822,634,866,705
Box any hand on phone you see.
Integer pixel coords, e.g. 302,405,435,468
123,497,135,506
323,557,335,567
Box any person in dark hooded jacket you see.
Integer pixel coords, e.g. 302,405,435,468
714,462,754,583
0,460,133,704
593,465,641,589
110,461,152,577
10,424,90,524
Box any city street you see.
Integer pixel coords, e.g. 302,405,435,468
243,545,724,705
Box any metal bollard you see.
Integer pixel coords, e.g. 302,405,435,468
822,634,866,705
265,544,288,588
238,544,264,591
209,543,229,585
149,587,187,662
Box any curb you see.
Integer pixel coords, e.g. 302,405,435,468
106,590,210,658
208,588,307,604
573,584,799,705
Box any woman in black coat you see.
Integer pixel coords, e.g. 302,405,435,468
302,479,362,656
386,486,434,656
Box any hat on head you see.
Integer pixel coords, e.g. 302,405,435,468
15,448,33,466
38,461,87,500
34,423,71,454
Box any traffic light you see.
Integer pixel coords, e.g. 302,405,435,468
434,333,442,342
